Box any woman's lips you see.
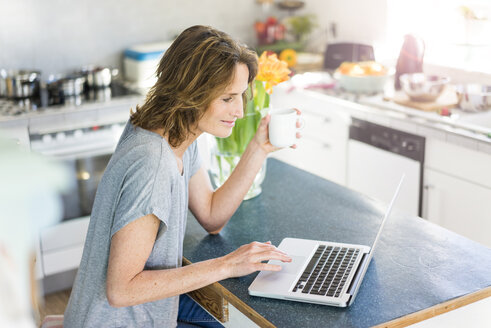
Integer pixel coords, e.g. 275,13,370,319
221,120,236,127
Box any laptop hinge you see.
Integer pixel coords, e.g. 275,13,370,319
347,253,370,295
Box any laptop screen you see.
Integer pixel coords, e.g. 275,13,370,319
367,174,405,262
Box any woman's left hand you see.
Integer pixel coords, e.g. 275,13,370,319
252,108,302,154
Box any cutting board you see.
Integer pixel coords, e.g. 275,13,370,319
387,85,459,111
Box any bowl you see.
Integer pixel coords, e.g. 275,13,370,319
334,61,390,94
456,84,491,112
400,73,450,102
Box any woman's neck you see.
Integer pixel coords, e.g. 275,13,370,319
150,128,201,159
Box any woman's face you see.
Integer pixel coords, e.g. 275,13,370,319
198,63,249,138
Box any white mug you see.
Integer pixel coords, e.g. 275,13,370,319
268,108,304,148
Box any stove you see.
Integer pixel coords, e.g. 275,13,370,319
0,81,140,117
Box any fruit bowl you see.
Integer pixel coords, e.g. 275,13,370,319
334,61,390,94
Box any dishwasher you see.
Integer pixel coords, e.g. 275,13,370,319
347,118,425,217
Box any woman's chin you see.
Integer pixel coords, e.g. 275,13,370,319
213,128,234,138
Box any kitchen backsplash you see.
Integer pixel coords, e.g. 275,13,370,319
0,0,391,78
0,0,258,76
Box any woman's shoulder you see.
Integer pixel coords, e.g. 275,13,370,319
108,130,171,178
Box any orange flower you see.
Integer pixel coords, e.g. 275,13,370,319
256,52,291,94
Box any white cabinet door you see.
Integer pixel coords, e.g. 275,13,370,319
270,87,349,185
347,139,421,216
271,133,346,184
424,168,491,248
40,217,89,276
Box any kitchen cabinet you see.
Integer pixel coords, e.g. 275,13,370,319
423,138,491,248
270,88,491,248
269,88,350,185
40,216,89,276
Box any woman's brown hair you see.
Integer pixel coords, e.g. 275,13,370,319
130,25,258,147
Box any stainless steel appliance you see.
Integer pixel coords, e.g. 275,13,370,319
6,83,143,290
29,119,128,292
347,118,425,216
30,123,125,222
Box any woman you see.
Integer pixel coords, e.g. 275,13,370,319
64,25,298,328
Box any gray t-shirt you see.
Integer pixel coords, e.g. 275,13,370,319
64,121,201,328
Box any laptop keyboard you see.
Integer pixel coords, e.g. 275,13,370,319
292,245,360,298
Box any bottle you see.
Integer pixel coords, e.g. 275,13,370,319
394,35,425,90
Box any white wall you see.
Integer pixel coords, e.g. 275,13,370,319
0,0,391,77
0,0,258,76
302,0,388,53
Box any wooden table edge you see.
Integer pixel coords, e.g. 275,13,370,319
183,257,276,328
372,285,491,328
184,256,491,328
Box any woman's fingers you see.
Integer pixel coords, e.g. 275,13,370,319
256,251,292,263
257,263,283,272
260,114,271,129
225,241,293,277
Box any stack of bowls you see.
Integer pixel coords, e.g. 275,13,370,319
456,84,491,112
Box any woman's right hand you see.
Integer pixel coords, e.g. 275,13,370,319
218,241,292,278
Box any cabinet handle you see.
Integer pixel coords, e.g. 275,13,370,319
423,184,441,225
422,184,434,220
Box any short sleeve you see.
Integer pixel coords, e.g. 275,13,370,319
110,153,170,237
188,140,202,178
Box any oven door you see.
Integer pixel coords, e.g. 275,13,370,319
60,152,112,221
30,124,124,222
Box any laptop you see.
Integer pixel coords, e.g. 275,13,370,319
248,175,405,307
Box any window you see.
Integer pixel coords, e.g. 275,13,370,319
385,0,491,73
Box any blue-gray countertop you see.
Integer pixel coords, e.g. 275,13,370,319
183,158,491,328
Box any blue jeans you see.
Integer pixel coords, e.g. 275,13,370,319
177,294,224,328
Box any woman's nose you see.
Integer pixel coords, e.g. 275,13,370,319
234,103,244,119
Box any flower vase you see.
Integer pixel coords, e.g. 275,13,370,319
208,111,267,200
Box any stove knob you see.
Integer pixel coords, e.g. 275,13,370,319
42,134,53,143
73,129,84,138
56,132,66,141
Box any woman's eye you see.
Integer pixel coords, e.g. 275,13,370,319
223,97,232,103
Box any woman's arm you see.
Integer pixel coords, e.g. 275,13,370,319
106,213,290,307
189,111,301,233
188,116,270,233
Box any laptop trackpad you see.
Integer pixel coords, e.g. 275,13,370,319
269,255,306,275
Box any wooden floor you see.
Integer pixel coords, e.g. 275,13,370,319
36,289,71,326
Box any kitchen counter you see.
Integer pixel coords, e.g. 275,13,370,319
2,76,489,153
0,91,143,148
276,75,491,155
183,159,491,328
